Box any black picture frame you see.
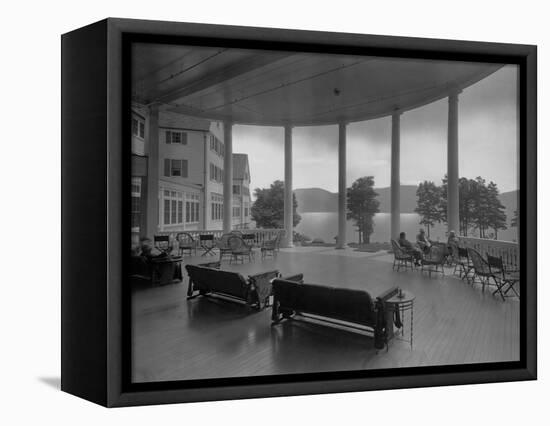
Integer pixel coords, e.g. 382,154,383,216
61,18,537,407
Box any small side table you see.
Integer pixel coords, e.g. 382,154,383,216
385,291,415,350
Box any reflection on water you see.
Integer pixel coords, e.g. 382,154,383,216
295,212,517,243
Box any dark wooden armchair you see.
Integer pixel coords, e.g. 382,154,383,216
153,235,172,253
130,254,183,286
198,234,216,256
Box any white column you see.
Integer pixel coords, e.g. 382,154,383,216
283,124,294,248
202,133,209,229
240,185,245,229
447,91,460,235
336,122,347,249
223,121,233,233
145,103,159,238
390,111,401,241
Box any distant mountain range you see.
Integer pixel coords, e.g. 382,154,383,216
294,186,518,217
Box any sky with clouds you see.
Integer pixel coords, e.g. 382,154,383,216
233,64,518,195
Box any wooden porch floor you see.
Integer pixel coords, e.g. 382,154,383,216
131,247,519,383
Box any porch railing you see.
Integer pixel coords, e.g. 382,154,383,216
156,228,284,247
460,237,519,270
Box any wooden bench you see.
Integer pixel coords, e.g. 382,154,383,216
271,276,398,349
185,263,279,310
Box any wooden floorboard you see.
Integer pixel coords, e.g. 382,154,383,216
131,247,520,382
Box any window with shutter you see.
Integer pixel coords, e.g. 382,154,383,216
171,159,182,176
182,159,188,178
164,159,170,177
164,199,170,224
178,201,183,223
171,200,177,223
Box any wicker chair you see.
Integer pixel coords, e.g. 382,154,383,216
421,244,446,276
449,243,473,282
391,239,415,271
228,235,255,264
486,254,520,300
176,232,196,257
261,231,282,260
431,241,450,263
215,233,234,262
467,248,501,294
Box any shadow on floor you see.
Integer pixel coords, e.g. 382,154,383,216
38,376,61,390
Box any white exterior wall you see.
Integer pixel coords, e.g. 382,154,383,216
231,160,252,229
157,112,210,232
204,122,225,230
158,128,204,232
130,109,250,234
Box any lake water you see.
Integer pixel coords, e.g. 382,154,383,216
295,212,517,244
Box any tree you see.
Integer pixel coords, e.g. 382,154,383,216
458,178,479,237
440,176,502,238
485,181,507,239
471,177,491,238
414,181,443,237
346,176,380,244
511,210,519,228
440,175,476,236
251,180,301,228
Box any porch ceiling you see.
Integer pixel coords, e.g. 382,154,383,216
132,43,503,127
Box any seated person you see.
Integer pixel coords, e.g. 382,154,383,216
398,232,423,265
446,230,460,255
134,237,182,284
447,230,459,246
416,228,432,253
138,237,169,260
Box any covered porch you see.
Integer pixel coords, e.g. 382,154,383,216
132,246,519,383
132,45,505,246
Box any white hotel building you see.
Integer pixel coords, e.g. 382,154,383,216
131,106,251,241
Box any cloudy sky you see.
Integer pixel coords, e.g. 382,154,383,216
233,64,518,195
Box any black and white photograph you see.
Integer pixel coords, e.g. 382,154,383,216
129,42,521,383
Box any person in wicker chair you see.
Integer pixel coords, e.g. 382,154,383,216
139,237,168,259
446,230,460,255
398,232,423,266
131,238,183,285
416,229,432,254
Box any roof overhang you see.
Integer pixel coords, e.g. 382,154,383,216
132,43,503,127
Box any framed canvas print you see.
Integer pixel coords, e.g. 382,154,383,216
61,18,537,407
